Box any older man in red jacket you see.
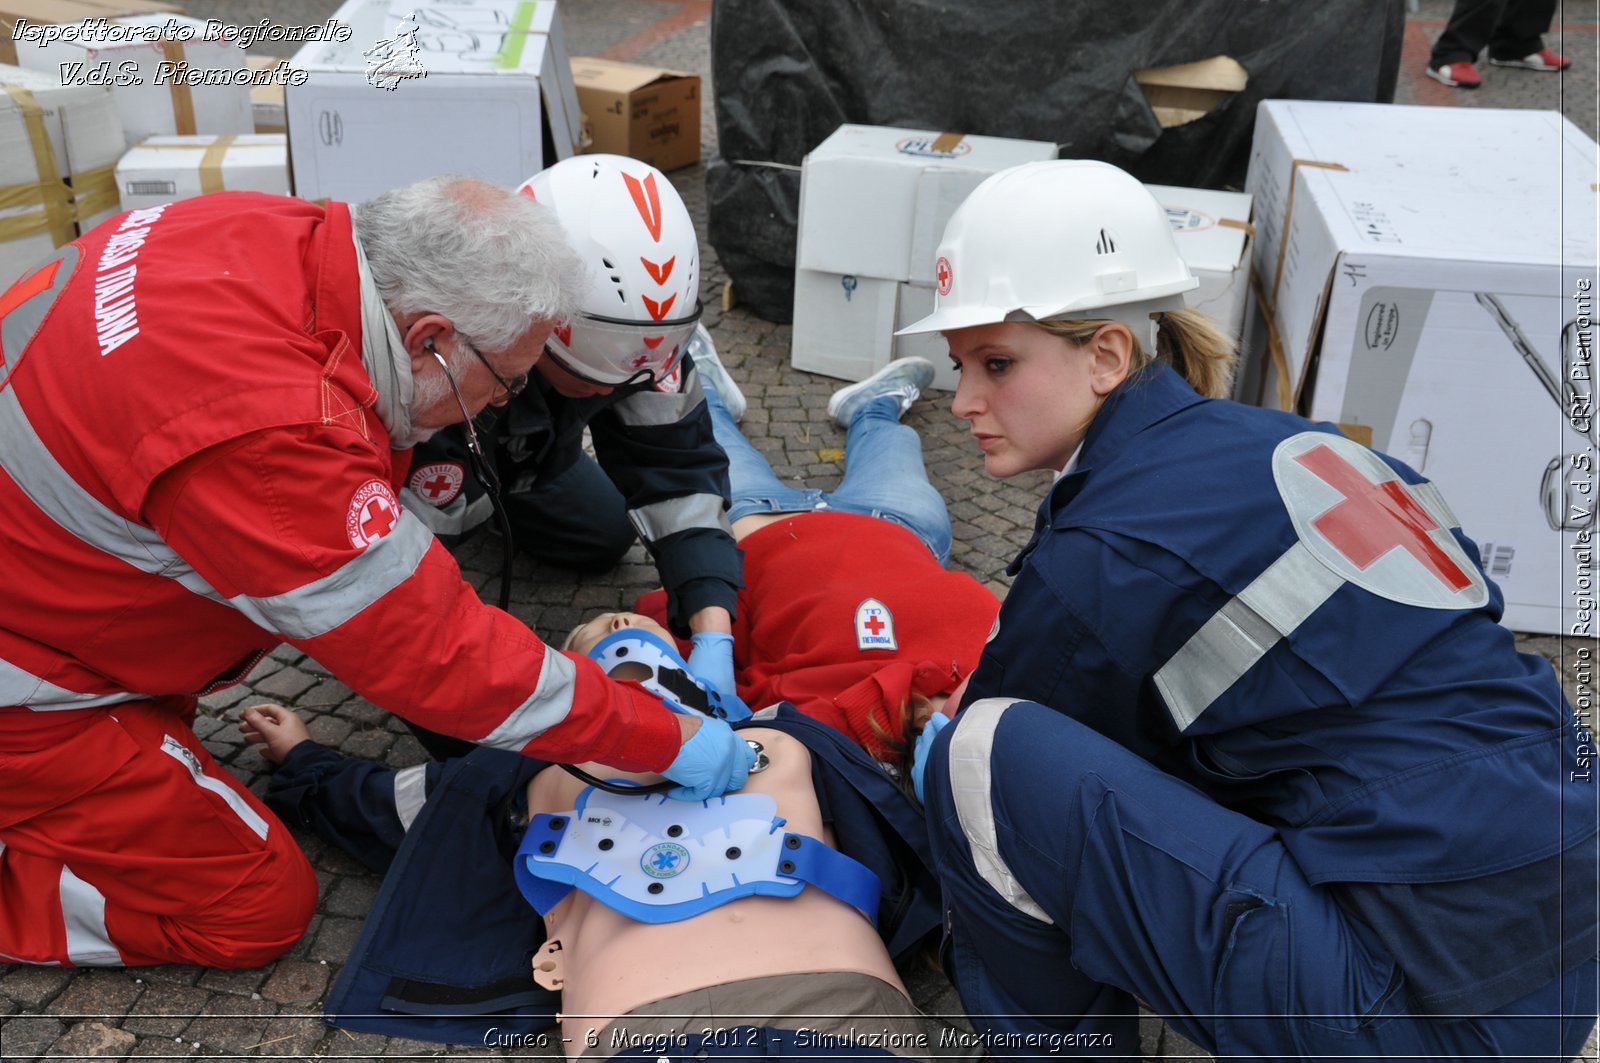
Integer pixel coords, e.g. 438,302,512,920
0,178,750,968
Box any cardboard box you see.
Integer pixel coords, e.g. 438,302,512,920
245,55,286,134
570,56,699,172
1,63,125,287
792,124,1058,390
1241,100,1598,634
13,14,251,147
0,0,181,66
287,0,582,203
115,133,288,209
1147,183,1253,343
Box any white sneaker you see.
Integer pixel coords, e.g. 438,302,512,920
825,358,936,427
684,325,746,422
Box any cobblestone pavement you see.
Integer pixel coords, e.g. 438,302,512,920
2,1,1597,1059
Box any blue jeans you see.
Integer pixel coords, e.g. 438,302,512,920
702,380,952,564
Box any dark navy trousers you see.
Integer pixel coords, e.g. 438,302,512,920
923,698,1598,1063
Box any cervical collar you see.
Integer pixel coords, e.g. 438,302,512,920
514,787,880,925
588,629,750,722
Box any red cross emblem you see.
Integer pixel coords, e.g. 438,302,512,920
935,256,953,298
1275,433,1486,610
855,598,898,650
346,480,402,548
407,462,465,505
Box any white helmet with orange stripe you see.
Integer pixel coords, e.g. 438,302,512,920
518,155,702,387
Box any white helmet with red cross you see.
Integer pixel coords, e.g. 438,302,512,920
897,159,1197,347
518,154,702,386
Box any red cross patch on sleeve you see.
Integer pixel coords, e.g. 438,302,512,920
346,479,402,549
407,462,466,507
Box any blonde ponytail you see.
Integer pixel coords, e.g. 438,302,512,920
1036,308,1237,399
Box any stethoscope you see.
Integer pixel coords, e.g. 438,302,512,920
427,342,517,611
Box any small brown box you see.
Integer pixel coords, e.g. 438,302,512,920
0,0,184,65
570,55,700,172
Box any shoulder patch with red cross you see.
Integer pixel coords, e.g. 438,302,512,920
407,462,466,507
1272,432,1488,610
346,479,402,549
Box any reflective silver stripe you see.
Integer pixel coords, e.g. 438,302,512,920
2,373,432,641
1,246,79,363
399,486,494,538
1154,542,1344,732
0,386,219,600
392,764,429,831
612,373,705,427
627,492,732,543
1411,480,1460,530
231,512,432,640
947,697,1052,924
59,864,120,966
0,655,150,711
477,649,579,752
160,734,269,839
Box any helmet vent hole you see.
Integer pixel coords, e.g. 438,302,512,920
1095,229,1118,255
616,289,627,304
602,258,616,270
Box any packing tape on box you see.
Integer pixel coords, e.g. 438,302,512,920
1247,264,1294,412
1218,217,1254,238
1269,159,1348,307
138,135,239,194
162,39,197,135
2,85,76,248
71,163,120,221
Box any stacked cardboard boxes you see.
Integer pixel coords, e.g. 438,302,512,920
1241,100,1598,634
0,62,124,286
116,133,288,210
288,0,583,202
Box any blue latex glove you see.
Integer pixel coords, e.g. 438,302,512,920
687,631,739,701
912,711,952,804
662,715,755,801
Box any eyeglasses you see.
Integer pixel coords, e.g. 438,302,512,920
460,335,529,399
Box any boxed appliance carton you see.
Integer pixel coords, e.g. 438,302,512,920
0,63,124,287
792,124,1058,390
1241,99,1598,634
0,0,182,66
12,13,252,146
570,55,699,171
287,0,582,202
115,132,289,209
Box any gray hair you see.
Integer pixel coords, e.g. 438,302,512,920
355,175,585,351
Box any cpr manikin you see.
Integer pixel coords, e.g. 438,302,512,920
520,727,918,1058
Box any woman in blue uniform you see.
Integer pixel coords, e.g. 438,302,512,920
901,160,1598,1062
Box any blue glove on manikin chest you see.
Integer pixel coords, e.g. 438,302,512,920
662,715,755,801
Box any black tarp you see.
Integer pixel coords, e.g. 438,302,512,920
708,0,1405,321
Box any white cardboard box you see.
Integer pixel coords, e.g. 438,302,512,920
1147,183,1253,344
116,133,289,209
13,14,252,147
287,0,582,202
792,125,1058,390
0,62,124,287
1241,100,1598,634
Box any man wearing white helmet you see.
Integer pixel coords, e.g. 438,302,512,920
902,160,1597,1060
404,156,744,759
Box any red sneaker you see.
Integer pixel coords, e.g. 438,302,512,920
1489,48,1572,71
1426,60,1482,87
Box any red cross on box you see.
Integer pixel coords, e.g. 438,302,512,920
1294,444,1471,592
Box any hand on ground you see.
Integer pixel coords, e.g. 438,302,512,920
239,703,310,764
